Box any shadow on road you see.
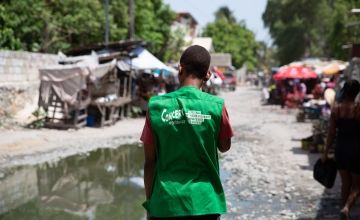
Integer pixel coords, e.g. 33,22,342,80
292,145,360,220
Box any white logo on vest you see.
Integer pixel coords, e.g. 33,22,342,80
161,109,211,125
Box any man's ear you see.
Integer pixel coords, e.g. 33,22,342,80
204,71,212,82
178,65,184,82
178,65,184,76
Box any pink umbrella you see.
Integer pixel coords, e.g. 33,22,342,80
273,66,318,80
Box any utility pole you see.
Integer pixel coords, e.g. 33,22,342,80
104,0,110,45
128,0,135,40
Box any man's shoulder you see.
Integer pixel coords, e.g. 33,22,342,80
149,88,224,105
200,91,224,104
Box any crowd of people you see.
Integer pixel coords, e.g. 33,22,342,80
265,77,337,109
134,70,178,115
262,61,360,219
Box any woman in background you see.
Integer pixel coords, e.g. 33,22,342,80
323,79,360,219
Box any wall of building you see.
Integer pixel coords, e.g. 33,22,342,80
0,51,57,120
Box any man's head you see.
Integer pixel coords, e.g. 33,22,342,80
179,45,211,81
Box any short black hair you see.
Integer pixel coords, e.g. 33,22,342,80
180,45,211,79
341,79,360,100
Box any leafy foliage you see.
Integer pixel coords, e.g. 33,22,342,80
0,5,22,50
215,6,237,23
135,0,176,59
263,0,360,65
257,41,279,72
327,0,360,59
162,28,186,63
0,0,176,61
203,6,259,70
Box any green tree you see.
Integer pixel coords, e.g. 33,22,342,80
327,0,360,59
0,0,176,61
203,6,259,70
135,0,175,60
0,5,22,50
162,28,186,63
215,6,236,23
257,41,279,73
1,0,47,51
263,0,360,65
43,0,105,51
109,0,129,41
0,0,105,52
263,0,331,65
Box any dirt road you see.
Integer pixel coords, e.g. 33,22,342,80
221,87,332,219
0,86,344,219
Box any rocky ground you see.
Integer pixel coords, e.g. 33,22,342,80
221,87,350,220
0,86,353,219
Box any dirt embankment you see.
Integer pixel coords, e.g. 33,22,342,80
0,117,145,168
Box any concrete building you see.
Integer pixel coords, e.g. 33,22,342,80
171,12,198,45
171,12,215,53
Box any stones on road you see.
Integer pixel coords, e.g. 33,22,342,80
219,88,325,219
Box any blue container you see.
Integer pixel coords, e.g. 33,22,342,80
86,114,95,127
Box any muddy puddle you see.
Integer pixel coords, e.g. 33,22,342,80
0,144,146,220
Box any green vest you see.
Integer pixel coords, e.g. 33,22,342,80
144,86,226,217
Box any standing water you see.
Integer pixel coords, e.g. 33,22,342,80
0,144,146,220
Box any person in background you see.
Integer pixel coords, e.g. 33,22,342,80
276,80,287,108
165,74,177,93
136,72,155,115
326,76,336,89
300,80,307,96
141,45,233,220
312,81,324,100
322,79,360,219
285,81,304,108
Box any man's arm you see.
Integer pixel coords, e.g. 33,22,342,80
141,112,157,200
144,142,156,199
323,106,337,160
218,105,233,153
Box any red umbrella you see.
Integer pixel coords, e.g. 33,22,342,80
273,66,318,80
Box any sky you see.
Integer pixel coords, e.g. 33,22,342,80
163,0,271,44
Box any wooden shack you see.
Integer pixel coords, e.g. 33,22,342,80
38,40,177,129
38,64,91,129
38,58,132,129
87,60,133,127
65,40,143,127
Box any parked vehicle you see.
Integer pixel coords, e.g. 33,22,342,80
222,72,237,91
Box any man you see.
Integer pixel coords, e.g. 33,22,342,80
141,45,233,219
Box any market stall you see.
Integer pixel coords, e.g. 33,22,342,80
126,47,177,75
87,60,131,127
39,63,91,129
124,47,178,114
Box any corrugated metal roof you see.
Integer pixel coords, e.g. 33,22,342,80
66,40,146,56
